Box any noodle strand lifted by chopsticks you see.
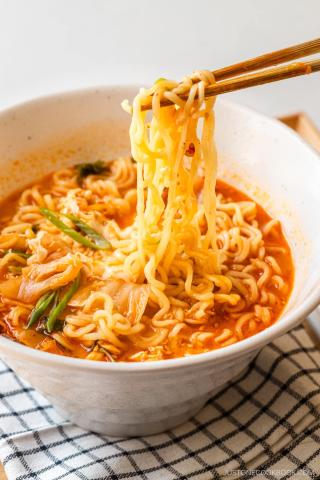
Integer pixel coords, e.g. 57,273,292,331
123,71,228,322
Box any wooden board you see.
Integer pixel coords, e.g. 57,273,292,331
0,112,319,480
279,112,320,153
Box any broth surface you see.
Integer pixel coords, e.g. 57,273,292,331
0,160,293,362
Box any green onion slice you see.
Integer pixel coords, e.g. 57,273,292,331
2,249,31,259
26,291,57,329
40,208,110,250
66,214,110,249
46,273,81,333
75,161,108,181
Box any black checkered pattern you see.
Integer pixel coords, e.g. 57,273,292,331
0,326,320,480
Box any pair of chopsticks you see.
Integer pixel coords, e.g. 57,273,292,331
142,38,320,110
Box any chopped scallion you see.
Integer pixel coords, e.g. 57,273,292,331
46,273,81,333
40,208,110,250
66,214,111,249
26,291,57,329
2,249,31,259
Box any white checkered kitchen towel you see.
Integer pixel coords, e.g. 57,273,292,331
0,326,320,480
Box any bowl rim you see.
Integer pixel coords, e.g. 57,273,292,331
0,85,320,373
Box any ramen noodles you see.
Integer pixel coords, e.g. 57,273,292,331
0,73,293,362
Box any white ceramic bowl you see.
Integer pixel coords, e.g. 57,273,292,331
0,86,320,437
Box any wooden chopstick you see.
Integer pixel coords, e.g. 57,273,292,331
141,38,320,111
213,37,320,80
180,59,319,104
142,59,319,110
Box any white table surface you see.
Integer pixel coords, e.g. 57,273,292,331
0,0,320,125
